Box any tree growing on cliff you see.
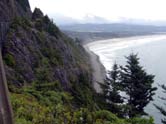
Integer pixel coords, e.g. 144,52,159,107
120,53,157,117
154,85,166,124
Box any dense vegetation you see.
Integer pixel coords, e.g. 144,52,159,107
11,78,155,124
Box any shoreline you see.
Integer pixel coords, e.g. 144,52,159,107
81,32,166,45
83,33,166,93
85,33,166,46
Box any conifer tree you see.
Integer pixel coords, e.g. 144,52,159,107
120,53,157,117
107,63,123,103
100,63,123,116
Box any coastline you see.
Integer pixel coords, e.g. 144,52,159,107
81,32,166,45
86,33,166,47
84,45,106,93
83,33,166,93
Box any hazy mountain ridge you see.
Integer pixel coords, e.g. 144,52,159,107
60,23,166,32
64,30,157,43
61,23,166,42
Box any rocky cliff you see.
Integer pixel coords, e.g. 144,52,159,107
1,0,92,91
0,1,97,123
0,0,31,21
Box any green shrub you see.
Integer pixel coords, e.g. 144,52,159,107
10,17,32,32
10,82,155,124
4,53,15,66
46,22,60,37
126,117,154,124
11,93,55,124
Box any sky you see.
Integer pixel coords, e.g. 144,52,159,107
29,0,166,23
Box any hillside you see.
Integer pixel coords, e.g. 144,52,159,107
0,0,156,123
3,11,91,91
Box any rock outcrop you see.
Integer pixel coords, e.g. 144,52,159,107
1,6,91,91
0,0,31,22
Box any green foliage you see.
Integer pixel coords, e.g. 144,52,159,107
94,110,123,123
4,53,15,66
100,63,124,117
34,56,54,83
10,17,32,31
100,63,129,118
36,32,46,43
11,93,55,124
8,17,31,39
11,80,74,124
9,53,155,124
120,53,157,117
34,15,60,37
41,47,63,66
35,32,63,66
6,34,154,123
71,73,96,108
11,90,154,124
82,110,154,124
46,21,60,37
100,53,157,118
126,117,154,124
35,67,51,82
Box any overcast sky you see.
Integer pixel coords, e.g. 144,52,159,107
29,0,166,21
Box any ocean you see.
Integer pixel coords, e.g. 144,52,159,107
86,34,166,124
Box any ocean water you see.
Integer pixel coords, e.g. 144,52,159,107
87,35,166,124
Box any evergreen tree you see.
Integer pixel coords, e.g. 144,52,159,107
107,63,123,103
100,63,124,117
154,85,166,124
120,53,157,117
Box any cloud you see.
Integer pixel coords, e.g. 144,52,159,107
29,0,166,21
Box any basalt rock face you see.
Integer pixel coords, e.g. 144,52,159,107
2,7,92,91
0,0,31,21
14,0,32,18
